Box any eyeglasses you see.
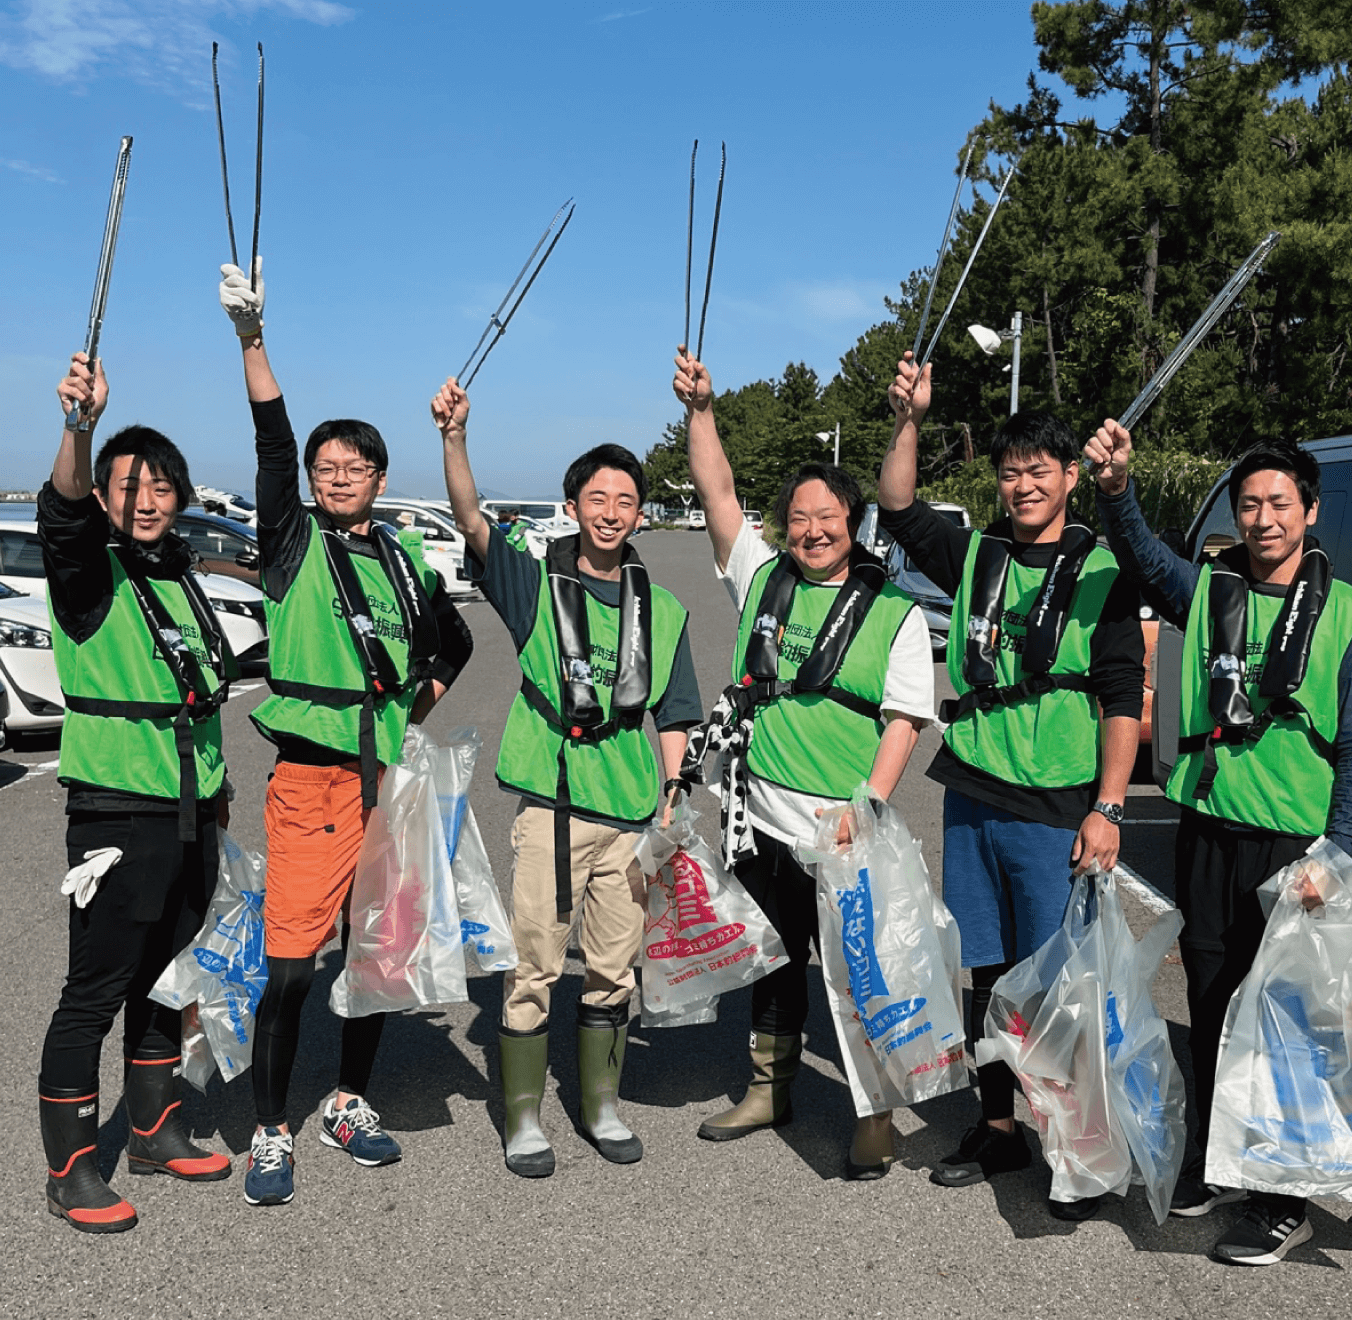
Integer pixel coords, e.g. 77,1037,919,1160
310,461,379,482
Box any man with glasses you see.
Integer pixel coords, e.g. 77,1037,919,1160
220,260,474,1207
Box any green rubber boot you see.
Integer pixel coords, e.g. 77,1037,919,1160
499,1024,555,1178
697,1031,802,1141
576,1002,642,1164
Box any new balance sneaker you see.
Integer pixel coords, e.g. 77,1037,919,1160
1211,1203,1313,1266
244,1128,294,1206
1170,1176,1247,1218
320,1097,402,1167
930,1121,1032,1188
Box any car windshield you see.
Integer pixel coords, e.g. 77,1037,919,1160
0,580,20,599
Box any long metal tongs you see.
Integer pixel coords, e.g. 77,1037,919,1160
684,139,726,361
458,200,576,389
67,136,133,432
917,159,1018,369
211,41,264,292
912,143,974,360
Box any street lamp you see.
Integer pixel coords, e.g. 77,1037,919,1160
814,421,840,465
967,310,1023,415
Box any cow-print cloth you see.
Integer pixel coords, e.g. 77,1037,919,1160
678,685,758,869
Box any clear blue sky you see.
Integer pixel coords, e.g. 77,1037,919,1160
1,1,1045,500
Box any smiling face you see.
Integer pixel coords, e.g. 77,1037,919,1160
95,453,179,544
1235,469,1317,584
784,478,854,582
996,449,1079,543
566,466,644,564
308,439,387,526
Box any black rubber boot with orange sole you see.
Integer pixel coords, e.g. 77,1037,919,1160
124,1052,231,1181
39,1086,138,1234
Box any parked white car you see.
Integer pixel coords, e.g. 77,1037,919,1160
480,498,579,538
0,580,64,735
368,499,476,597
193,486,258,526
0,520,268,674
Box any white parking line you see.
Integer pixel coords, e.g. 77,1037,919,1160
1122,818,1180,826
232,682,264,694
1112,859,1176,914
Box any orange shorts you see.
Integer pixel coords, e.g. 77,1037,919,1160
263,761,372,959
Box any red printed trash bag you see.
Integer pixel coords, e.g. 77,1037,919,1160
803,786,967,1112
635,807,788,1019
978,867,1186,1221
330,726,469,1017
1208,837,1352,1202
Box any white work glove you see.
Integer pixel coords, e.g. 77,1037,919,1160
60,847,123,909
219,257,265,337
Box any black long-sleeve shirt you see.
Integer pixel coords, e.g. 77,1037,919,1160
251,394,473,764
879,498,1145,829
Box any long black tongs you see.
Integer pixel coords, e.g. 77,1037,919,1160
684,139,725,361
459,201,576,388
212,40,264,291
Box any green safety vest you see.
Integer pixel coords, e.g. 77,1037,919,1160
731,554,916,799
944,531,1118,788
495,562,687,825
252,517,440,768
1169,562,1352,835
54,548,231,809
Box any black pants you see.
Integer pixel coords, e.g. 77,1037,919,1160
40,811,216,1094
734,829,820,1038
1176,806,1310,1215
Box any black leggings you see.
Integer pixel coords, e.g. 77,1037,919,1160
250,929,386,1127
970,961,1016,1122
735,830,820,1038
41,812,214,1093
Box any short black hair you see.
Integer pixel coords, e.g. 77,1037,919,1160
772,462,866,536
563,444,647,506
1228,440,1321,515
988,411,1079,471
303,419,389,473
93,425,192,511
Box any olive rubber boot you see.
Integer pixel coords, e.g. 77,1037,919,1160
499,1024,555,1178
39,1086,138,1234
846,1110,896,1180
697,1031,802,1141
124,1051,231,1181
576,1002,642,1164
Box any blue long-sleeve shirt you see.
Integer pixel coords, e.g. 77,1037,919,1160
1096,478,1352,854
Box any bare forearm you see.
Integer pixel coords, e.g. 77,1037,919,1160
240,336,281,403
1098,715,1138,805
867,713,923,801
686,407,743,569
51,427,94,501
441,430,489,562
878,414,920,512
658,728,689,782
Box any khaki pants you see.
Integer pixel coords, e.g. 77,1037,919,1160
502,802,646,1032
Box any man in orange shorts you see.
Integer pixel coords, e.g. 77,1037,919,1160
221,259,473,1205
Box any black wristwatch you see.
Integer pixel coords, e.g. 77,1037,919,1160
1091,800,1125,825
664,778,689,799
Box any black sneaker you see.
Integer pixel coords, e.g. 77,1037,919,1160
930,1122,1032,1188
1048,1194,1103,1222
1169,1176,1246,1218
1211,1204,1313,1266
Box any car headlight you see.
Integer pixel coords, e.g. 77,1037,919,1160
0,619,53,648
208,598,255,618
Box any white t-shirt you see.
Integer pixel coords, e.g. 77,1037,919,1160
714,520,935,848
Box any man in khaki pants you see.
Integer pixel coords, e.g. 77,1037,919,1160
434,377,702,1177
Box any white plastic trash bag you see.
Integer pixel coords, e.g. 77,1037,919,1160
634,806,788,1022
332,725,511,1017
1207,836,1352,1201
149,829,268,1091
978,867,1186,1221
802,786,967,1113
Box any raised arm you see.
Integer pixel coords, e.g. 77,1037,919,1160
672,348,744,572
220,258,279,402
51,353,108,500
431,377,486,563
878,352,931,512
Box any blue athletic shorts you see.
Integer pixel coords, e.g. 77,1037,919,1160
942,789,1078,968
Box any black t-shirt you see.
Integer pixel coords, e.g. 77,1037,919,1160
251,395,474,765
879,499,1145,829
